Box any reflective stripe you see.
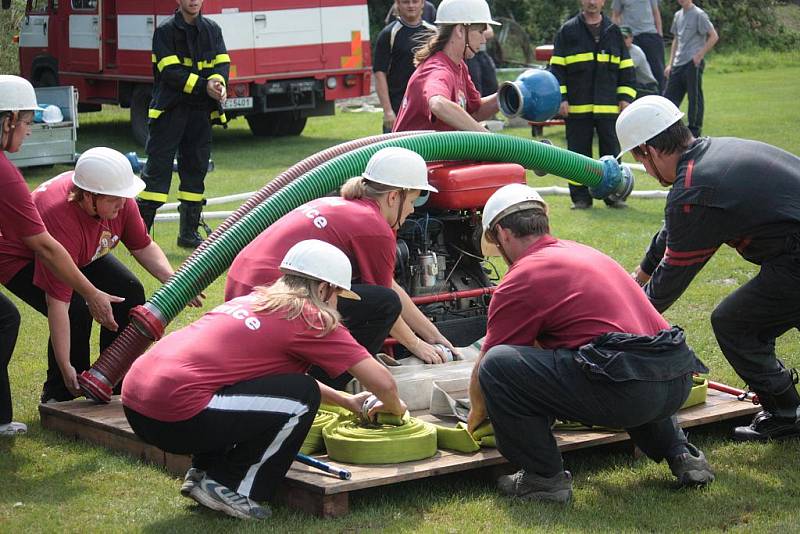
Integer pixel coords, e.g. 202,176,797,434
619,58,634,69
560,85,567,94
569,104,620,114
617,86,637,98
150,53,156,63
210,110,227,123
596,54,621,64
549,55,566,66
148,108,163,119
565,52,594,65
156,55,180,71
183,73,199,94
197,59,215,69
215,53,230,64
208,73,226,86
198,54,231,69
139,191,169,203
181,57,193,67
177,190,205,202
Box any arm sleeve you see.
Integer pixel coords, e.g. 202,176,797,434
293,325,371,378
152,25,207,97
698,12,714,35
120,199,153,252
373,27,391,73
611,0,622,12
644,205,724,312
0,176,46,240
209,26,230,86
617,35,637,102
549,30,568,101
349,235,395,287
640,223,667,275
32,223,81,303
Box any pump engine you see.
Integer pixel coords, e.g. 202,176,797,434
394,162,525,350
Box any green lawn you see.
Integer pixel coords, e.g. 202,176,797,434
3,57,800,532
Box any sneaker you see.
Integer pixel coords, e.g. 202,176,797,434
570,201,592,210
0,421,27,437
667,443,715,487
497,469,573,503
189,474,271,520
180,467,205,498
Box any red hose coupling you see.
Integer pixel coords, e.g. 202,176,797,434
129,305,165,341
79,368,115,404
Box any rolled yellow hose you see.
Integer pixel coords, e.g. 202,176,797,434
323,417,438,464
300,409,340,455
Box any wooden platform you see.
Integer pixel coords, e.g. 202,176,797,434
39,390,759,518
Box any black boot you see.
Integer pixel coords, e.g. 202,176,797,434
136,199,160,233
177,201,205,249
733,373,800,442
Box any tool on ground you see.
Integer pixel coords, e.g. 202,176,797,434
295,453,352,480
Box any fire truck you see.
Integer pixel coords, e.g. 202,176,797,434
15,0,372,145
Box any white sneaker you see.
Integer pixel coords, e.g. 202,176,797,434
189,475,271,520
0,421,27,437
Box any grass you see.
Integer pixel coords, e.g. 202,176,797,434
3,52,800,532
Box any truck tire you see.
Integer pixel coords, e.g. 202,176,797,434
245,112,278,137
34,69,58,88
274,112,307,136
130,84,152,147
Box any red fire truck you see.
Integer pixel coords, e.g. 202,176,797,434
15,0,372,144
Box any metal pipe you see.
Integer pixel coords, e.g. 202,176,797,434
707,379,759,404
295,453,352,480
410,287,495,305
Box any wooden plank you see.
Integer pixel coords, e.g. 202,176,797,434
37,389,761,503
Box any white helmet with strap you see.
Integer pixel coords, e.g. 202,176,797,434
280,239,361,300
616,95,684,158
481,183,547,256
434,0,501,26
73,147,146,198
0,75,43,113
361,147,438,193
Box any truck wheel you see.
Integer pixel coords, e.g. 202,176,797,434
130,84,152,147
34,69,58,87
245,112,278,137
274,112,307,136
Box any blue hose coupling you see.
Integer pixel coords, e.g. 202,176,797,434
498,68,561,122
589,155,635,202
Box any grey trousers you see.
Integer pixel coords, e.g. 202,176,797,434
479,345,692,476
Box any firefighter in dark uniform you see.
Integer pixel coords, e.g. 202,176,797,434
549,0,636,210
137,0,229,248
617,95,800,442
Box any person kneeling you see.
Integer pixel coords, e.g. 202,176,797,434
467,184,714,503
122,240,406,520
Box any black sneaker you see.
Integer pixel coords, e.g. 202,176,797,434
189,475,271,520
733,410,800,442
667,444,715,487
497,470,573,503
180,467,205,498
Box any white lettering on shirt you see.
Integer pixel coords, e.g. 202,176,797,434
213,302,262,331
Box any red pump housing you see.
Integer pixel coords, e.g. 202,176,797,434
426,162,526,210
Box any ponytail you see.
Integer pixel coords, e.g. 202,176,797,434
414,25,456,66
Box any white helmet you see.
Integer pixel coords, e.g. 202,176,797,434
42,104,64,124
481,183,547,256
73,147,146,198
0,75,43,113
280,240,361,300
361,147,438,193
435,0,500,26
616,95,684,158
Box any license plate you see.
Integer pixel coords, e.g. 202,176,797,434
223,97,253,110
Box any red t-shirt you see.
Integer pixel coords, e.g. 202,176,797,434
484,236,669,352
0,152,46,241
121,294,371,422
225,197,395,300
0,172,152,301
393,51,482,132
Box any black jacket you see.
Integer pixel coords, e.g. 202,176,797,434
550,13,636,117
149,10,229,124
640,137,800,312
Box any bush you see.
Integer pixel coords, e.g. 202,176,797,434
0,0,25,75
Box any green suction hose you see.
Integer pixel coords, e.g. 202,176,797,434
147,131,630,322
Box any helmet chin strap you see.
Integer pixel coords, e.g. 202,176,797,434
463,24,479,57
644,149,670,187
393,189,408,229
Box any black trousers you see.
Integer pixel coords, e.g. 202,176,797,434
141,103,211,205
309,284,401,390
710,252,800,396
664,61,705,137
479,345,691,477
4,255,145,402
565,117,620,205
124,374,319,502
0,292,21,424
633,32,666,93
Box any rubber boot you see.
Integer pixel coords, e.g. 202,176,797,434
177,201,205,249
136,199,160,234
733,372,800,442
